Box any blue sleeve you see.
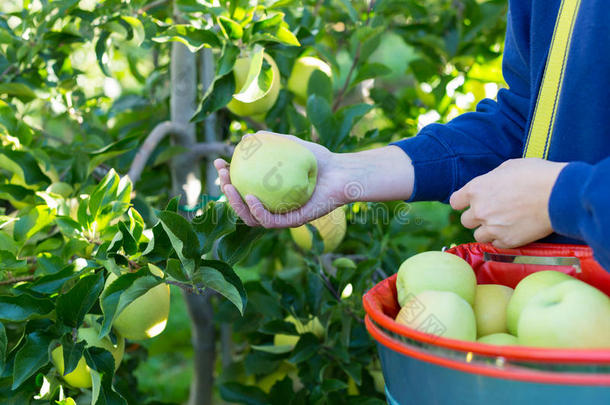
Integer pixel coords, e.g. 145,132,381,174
392,11,530,202
548,159,610,271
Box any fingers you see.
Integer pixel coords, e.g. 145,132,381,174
473,226,494,244
449,186,470,211
223,185,260,227
245,195,302,228
460,208,480,229
214,158,228,171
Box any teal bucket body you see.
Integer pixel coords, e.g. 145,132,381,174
377,342,610,405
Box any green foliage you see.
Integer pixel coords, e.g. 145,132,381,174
0,0,506,403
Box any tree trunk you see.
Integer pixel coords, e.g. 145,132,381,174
168,40,217,405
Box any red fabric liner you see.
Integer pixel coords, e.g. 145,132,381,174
363,243,610,365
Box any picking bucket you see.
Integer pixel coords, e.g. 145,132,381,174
363,243,610,405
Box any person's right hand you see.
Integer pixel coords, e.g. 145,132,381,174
214,132,352,228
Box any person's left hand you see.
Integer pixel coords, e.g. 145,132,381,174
449,158,568,248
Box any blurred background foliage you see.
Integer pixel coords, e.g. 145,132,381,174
0,0,506,403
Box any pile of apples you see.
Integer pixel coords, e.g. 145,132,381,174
394,251,610,348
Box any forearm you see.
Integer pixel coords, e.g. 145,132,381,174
332,145,414,203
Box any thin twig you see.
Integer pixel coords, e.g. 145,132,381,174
164,279,205,295
0,275,35,285
138,0,170,14
331,0,376,112
0,65,17,81
127,121,191,184
185,142,234,159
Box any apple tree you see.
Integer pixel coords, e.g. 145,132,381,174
0,0,507,403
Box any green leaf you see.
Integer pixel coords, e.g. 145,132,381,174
89,173,118,221
193,260,246,314
60,335,86,375
88,135,139,173
232,45,274,103
164,258,189,282
165,195,181,212
0,250,27,271
0,322,6,364
217,44,240,77
0,184,35,204
274,26,300,47
217,223,265,265
306,95,338,149
95,31,112,77
0,294,54,322
56,272,104,328
14,205,56,241
0,149,51,186
157,211,200,274
353,63,392,87
99,269,161,338
336,103,373,149
121,16,145,46
0,83,36,102
107,222,137,256
12,331,52,389
152,25,220,52
191,73,235,122
288,333,320,364
321,378,348,392
218,16,243,40
219,382,268,405
192,202,237,254
338,0,359,22
29,264,79,294
307,69,333,105
142,221,172,260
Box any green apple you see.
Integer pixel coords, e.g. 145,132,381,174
505,270,573,335
287,56,332,105
395,290,477,341
289,207,346,253
477,333,519,346
51,325,125,388
273,315,324,348
518,279,610,348
230,131,318,213
227,52,281,120
105,266,170,340
396,251,477,307
257,361,300,393
473,284,513,337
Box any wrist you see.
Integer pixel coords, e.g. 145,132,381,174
330,146,414,204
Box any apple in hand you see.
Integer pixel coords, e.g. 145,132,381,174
230,132,318,213
287,56,332,105
477,333,519,346
396,251,477,307
505,270,573,335
518,279,610,348
473,284,513,337
395,290,477,341
289,207,346,253
52,324,125,388
227,52,281,121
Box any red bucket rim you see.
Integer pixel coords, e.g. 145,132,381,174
363,243,610,365
366,316,610,386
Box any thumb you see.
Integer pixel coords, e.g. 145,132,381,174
449,186,470,211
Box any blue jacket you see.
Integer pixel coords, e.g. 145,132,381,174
393,0,610,271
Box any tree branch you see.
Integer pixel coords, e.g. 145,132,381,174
127,121,190,184
185,142,234,160
137,0,170,14
0,275,35,286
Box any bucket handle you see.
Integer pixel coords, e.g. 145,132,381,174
482,252,582,273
